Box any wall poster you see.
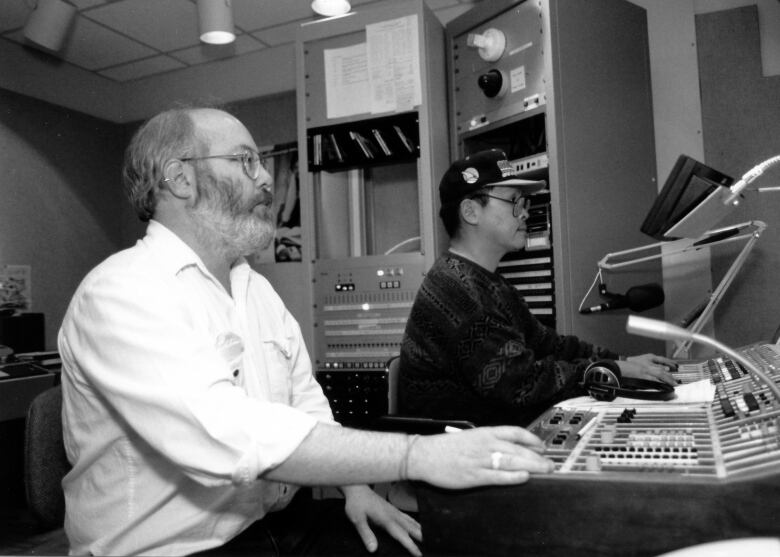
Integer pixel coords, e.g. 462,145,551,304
0,264,32,312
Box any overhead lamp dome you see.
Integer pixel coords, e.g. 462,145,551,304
311,0,351,17
197,0,235,45
23,0,77,53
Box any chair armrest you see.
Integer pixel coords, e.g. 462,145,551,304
370,415,476,434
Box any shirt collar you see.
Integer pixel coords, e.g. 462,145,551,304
143,220,205,276
144,220,253,285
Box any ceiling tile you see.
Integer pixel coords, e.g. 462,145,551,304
0,0,487,100
425,0,462,10
61,15,159,70
0,0,32,33
251,20,310,48
97,54,186,82
232,0,314,32
69,0,112,8
171,33,265,65
85,0,200,52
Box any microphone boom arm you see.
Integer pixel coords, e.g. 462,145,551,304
595,220,766,358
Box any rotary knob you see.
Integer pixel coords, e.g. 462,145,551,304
477,69,506,98
466,28,506,62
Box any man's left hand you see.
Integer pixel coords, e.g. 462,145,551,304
342,484,422,556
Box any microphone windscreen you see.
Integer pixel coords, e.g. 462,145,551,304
625,283,665,312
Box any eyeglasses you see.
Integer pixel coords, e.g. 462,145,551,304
483,194,530,217
180,149,267,181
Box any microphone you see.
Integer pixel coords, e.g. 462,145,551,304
626,315,780,403
580,283,664,314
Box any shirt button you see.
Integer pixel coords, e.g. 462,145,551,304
233,369,239,377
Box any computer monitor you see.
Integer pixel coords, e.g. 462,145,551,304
641,155,736,241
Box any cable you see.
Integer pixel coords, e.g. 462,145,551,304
384,236,421,255
577,269,604,313
724,154,780,205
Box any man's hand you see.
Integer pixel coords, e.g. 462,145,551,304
342,485,422,556
406,426,554,490
619,353,678,385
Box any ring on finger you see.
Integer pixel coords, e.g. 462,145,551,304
491,451,502,470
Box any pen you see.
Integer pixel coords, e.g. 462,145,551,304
576,417,598,440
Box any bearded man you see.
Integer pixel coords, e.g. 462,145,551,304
57,108,553,556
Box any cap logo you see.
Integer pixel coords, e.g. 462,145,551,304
497,159,516,177
461,167,479,184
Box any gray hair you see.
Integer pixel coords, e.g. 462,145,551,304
121,107,204,222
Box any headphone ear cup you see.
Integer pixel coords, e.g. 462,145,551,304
582,360,623,402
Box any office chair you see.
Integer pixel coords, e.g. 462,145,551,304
373,356,475,434
24,383,70,528
375,356,477,512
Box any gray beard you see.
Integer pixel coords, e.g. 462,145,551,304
193,205,275,260
190,172,275,260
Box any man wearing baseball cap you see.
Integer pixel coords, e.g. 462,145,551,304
399,149,676,425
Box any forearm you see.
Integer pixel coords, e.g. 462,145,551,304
267,422,556,490
263,423,410,486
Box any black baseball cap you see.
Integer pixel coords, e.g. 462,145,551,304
439,149,546,207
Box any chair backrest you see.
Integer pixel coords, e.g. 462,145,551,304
386,355,400,415
24,383,70,528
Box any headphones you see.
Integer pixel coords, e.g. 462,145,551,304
581,360,675,402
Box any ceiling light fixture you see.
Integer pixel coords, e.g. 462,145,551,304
23,0,77,53
197,0,235,45
311,0,351,17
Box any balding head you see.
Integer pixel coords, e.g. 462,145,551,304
122,107,221,222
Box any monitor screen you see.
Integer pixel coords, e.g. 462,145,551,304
640,155,735,240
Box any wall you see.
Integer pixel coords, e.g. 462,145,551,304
0,88,142,349
697,6,780,346
0,83,303,353
628,0,780,355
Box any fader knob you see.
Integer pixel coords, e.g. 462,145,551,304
477,69,505,98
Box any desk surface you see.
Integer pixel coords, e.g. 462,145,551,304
417,473,780,557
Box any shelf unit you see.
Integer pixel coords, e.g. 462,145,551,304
446,0,664,355
295,0,450,426
307,111,420,172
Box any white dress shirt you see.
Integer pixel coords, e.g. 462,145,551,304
58,221,334,556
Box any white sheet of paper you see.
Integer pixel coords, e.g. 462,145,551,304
366,14,421,114
324,42,370,119
562,379,716,408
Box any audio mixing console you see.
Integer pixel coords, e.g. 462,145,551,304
417,342,780,556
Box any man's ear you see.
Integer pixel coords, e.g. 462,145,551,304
162,159,194,200
459,198,480,225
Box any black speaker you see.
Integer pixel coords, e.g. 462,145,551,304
581,360,674,402
0,312,45,353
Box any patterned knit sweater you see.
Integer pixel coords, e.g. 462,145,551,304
399,252,620,426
